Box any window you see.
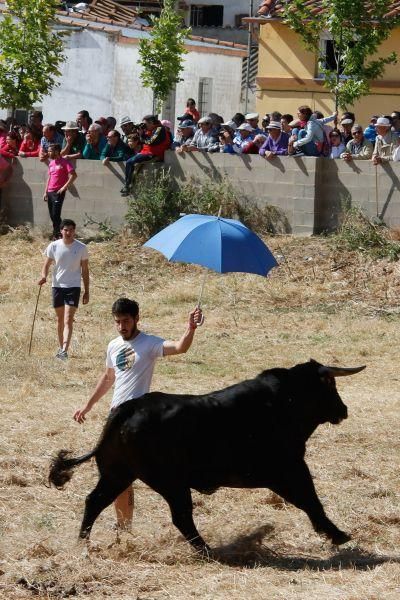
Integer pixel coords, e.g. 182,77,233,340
9,108,30,125
319,37,355,77
198,77,213,116
190,5,223,27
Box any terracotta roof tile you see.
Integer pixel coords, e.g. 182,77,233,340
257,0,400,19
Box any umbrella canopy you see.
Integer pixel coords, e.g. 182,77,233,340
144,214,277,277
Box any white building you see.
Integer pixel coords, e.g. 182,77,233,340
0,3,248,127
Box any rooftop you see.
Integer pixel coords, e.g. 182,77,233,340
255,0,400,20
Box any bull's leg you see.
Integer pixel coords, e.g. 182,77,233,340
269,460,351,545
79,474,134,540
157,485,211,555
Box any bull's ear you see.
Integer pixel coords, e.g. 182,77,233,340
318,365,366,377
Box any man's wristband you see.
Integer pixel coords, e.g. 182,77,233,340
189,322,197,330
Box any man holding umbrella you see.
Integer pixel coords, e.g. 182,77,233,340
73,297,203,532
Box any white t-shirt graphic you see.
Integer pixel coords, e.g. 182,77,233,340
106,332,164,409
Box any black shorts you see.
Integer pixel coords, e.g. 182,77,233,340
52,287,81,309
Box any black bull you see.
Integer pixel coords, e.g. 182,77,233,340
49,360,365,553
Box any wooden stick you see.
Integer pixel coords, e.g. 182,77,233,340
28,285,42,356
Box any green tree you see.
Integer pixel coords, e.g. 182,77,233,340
138,0,190,114
282,0,400,109
0,0,66,125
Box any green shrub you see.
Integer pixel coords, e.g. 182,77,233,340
125,169,290,238
333,206,400,261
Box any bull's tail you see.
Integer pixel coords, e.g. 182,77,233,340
49,448,96,489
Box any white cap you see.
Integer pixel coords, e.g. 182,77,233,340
375,117,391,127
245,112,259,120
237,123,255,132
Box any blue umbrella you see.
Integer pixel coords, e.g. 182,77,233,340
144,214,278,312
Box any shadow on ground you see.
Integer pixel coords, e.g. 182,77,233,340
211,525,400,571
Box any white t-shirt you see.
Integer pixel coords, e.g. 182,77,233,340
106,331,165,409
45,239,89,288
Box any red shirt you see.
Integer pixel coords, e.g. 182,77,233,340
0,143,19,158
19,138,40,157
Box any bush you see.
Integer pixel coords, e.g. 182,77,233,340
125,169,290,238
333,206,400,261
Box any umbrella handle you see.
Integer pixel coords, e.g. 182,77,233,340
195,312,205,327
195,270,207,326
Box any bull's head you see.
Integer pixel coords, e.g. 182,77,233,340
314,360,366,425
289,360,366,438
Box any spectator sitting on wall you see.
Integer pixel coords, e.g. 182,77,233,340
232,123,256,153
245,112,263,135
364,116,378,144
101,129,129,165
76,110,92,134
281,114,294,134
372,117,400,164
120,116,136,144
217,129,235,154
82,123,107,160
40,124,64,162
212,120,236,154
243,133,267,154
259,121,289,159
61,121,86,160
184,98,200,123
341,124,373,161
174,119,195,149
18,128,41,157
0,131,20,159
126,132,143,156
120,115,170,196
179,116,218,153
328,129,345,159
288,106,323,157
29,110,43,139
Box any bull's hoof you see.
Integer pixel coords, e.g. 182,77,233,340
331,530,351,546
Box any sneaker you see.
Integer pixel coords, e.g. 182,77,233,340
120,187,129,196
55,348,63,357
56,349,68,361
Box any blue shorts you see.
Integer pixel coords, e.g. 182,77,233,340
52,287,81,309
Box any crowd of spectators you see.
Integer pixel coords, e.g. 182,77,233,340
1,99,400,196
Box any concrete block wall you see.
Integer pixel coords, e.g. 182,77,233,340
2,159,128,232
2,154,400,236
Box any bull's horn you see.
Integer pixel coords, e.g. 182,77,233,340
318,365,366,377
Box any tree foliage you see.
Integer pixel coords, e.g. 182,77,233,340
138,0,190,113
282,0,400,108
0,0,66,114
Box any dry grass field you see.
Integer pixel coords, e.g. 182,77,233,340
0,228,399,599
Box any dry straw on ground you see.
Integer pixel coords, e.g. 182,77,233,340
0,229,399,599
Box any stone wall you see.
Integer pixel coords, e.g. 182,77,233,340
2,153,400,236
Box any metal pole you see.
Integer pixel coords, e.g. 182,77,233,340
245,0,254,114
